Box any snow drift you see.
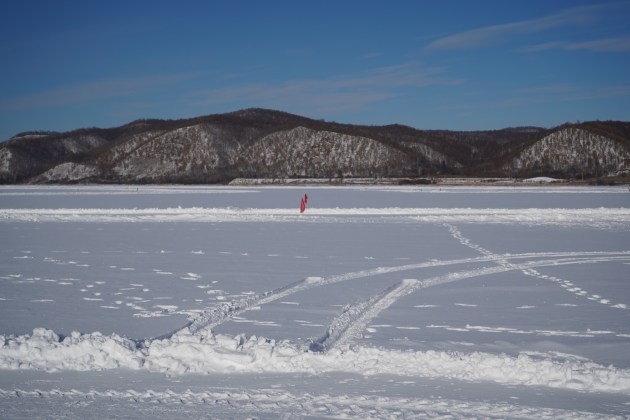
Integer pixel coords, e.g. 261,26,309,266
2,206,630,228
2,328,630,395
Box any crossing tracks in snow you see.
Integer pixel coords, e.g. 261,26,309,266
174,249,630,345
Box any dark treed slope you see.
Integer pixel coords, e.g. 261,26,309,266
1,109,628,184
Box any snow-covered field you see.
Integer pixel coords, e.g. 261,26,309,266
1,185,629,418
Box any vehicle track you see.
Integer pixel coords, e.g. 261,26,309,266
446,224,630,310
0,387,610,419
163,250,630,339
311,254,630,351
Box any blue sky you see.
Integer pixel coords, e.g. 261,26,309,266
1,0,629,140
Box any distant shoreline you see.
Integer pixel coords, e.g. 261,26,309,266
2,176,627,188
228,177,628,187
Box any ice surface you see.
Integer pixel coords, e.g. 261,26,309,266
1,185,629,418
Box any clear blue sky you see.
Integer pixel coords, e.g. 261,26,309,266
1,0,629,140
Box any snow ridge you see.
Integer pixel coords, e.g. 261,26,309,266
2,206,630,228
3,326,630,394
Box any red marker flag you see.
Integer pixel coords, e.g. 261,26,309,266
300,197,306,213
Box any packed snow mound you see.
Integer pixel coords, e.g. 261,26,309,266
523,177,561,183
0,328,142,371
2,328,630,394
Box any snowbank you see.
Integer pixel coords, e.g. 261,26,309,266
2,207,630,227
2,328,630,394
0,329,142,371
523,177,562,183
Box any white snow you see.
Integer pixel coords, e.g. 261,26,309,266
1,206,629,228
1,185,630,418
523,176,561,183
2,327,630,395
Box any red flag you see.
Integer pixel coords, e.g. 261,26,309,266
300,197,306,213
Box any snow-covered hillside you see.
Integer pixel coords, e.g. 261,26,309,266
0,133,110,183
237,126,451,178
507,128,630,177
19,124,460,183
31,163,98,183
105,126,225,181
56,135,108,154
0,148,12,178
2,110,629,183
92,124,263,182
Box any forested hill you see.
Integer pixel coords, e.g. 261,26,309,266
1,109,629,183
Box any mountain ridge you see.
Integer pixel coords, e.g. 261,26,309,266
1,108,629,184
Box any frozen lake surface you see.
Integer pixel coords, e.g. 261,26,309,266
1,185,629,418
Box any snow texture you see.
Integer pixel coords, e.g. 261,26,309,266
2,327,630,395
1,185,630,418
2,206,629,228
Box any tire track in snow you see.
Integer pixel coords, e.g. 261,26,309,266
310,279,419,352
311,255,630,351
0,388,612,419
446,224,630,310
176,276,325,337
166,250,630,339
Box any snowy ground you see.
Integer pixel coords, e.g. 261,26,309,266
1,185,629,418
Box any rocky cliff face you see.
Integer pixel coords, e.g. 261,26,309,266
1,109,628,183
